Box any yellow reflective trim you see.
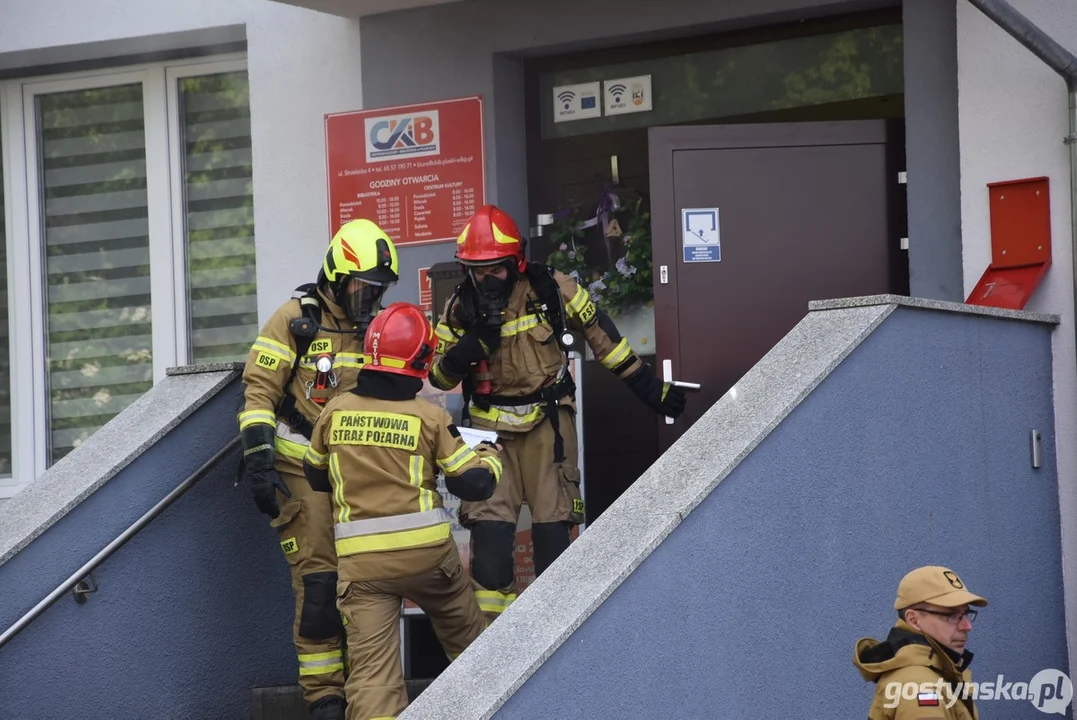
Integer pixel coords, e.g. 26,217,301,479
438,444,476,474
360,354,408,369
456,221,471,246
431,362,454,388
331,453,350,524
298,651,342,662
500,314,540,338
274,435,308,460
330,411,420,451
335,352,364,370
298,663,344,676
469,404,544,426
253,336,296,363
238,410,276,430
491,221,517,245
566,285,588,315
481,456,502,483
304,446,329,468
600,338,632,370
409,455,436,513
435,324,456,342
475,589,516,614
335,522,451,555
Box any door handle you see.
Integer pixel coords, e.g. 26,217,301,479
661,359,701,425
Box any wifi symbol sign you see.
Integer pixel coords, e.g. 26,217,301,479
557,90,576,110
608,83,627,103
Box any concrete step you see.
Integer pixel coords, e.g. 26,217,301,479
251,680,434,719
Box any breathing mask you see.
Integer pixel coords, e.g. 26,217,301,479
337,277,389,332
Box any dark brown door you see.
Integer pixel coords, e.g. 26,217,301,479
649,120,906,451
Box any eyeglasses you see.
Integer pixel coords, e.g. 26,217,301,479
912,607,978,625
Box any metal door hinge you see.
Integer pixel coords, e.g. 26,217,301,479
898,171,907,184
1031,429,1043,468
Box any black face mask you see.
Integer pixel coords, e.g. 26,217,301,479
338,279,387,332
473,269,513,324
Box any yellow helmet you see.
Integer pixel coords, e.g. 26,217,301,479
322,219,400,327
324,219,399,285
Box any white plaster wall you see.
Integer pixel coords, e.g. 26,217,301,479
957,0,1077,694
0,0,365,322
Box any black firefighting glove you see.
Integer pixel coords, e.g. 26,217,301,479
242,423,293,518
442,324,501,377
624,364,687,419
249,468,292,519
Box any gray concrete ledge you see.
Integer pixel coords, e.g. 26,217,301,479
166,362,246,376
0,367,241,567
809,294,1060,325
402,301,905,719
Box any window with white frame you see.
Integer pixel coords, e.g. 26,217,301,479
0,54,256,491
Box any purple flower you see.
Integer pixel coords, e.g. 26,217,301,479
615,257,637,276
559,243,568,251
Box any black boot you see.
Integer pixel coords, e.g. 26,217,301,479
309,694,346,720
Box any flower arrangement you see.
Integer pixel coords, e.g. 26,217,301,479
544,189,654,318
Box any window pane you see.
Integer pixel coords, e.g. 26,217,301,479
180,71,257,363
0,123,12,476
38,84,151,464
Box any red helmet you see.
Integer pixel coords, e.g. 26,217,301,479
362,302,436,379
455,205,526,271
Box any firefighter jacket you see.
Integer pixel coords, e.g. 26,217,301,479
303,373,503,582
854,620,979,720
429,269,642,434
238,288,365,469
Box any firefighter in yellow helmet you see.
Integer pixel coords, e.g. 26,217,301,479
304,302,500,720
237,219,399,720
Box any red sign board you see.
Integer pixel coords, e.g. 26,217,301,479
325,96,485,246
418,267,433,315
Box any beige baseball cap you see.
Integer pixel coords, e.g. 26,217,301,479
894,566,988,610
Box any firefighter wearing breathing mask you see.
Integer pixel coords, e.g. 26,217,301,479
429,205,687,622
237,218,399,720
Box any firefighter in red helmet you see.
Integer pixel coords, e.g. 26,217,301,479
304,302,500,720
429,205,687,621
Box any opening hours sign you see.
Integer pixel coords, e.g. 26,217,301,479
325,95,486,246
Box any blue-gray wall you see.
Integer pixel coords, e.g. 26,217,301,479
0,380,296,720
497,308,1065,719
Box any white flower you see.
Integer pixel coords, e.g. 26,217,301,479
559,243,568,251
589,279,607,293
615,257,637,276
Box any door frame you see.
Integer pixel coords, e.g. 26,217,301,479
647,119,904,447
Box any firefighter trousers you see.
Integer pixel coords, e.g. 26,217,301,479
459,406,583,621
336,542,486,720
271,463,347,705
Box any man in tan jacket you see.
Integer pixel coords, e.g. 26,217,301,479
854,565,988,719
304,302,501,720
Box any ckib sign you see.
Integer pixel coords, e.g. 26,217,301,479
326,96,485,247
364,110,440,162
